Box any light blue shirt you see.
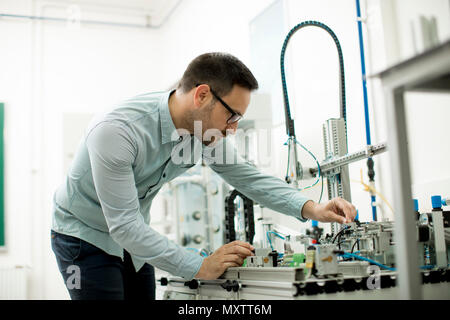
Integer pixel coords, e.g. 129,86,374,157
52,90,310,280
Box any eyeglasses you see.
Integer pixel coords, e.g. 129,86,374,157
196,84,242,124
209,89,242,124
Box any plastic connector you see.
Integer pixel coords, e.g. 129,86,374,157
431,195,442,210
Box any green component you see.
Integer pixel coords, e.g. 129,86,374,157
289,253,305,267
294,253,305,263
243,258,247,267
0,103,4,247
282,253,306,267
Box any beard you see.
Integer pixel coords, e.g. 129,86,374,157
184,102,224,146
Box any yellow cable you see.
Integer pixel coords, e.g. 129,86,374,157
350,169,395,214
301,169,394,215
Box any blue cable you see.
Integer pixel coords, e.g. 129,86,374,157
266,230,288,252
371,195,377,221
284,138,321,191
268,230,286,240
340,252,438,271
339,252,395,271
355,0,378,221
295,139,321,190
355,0,372,146
266,232,274,251
420,265,435,270
266,232,287,259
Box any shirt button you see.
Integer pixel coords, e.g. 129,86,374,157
178,136,183,142
163,173,166,178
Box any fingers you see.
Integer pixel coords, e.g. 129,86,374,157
222,254,244,266
224,243,254,258
226,240,255,251
197,242,253,280
319,198,357,224
212,241,254,270
324,210,347,224
331,198,357,223
223,262,240,269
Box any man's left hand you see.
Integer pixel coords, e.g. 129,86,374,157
301,198,357,224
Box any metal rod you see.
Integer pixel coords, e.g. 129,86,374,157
309,142,387,176
355,0,378,221
384,89,421,299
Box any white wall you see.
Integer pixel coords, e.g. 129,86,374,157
363,0,450,215
391,0,450,214
242,0,381,232
0,0,273,299
157,0,450,241
1,0,449,299
0,0,152,300
1,0,173,299
0,0,34,296
154,0,274,89
282,0,372,227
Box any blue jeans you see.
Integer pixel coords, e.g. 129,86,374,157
51,230,155,300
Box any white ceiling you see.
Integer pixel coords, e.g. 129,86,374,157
74,0,175,14
53,0,181,26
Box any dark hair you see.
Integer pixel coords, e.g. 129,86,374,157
178,52,258,96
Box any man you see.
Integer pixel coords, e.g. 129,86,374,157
51,52,357,300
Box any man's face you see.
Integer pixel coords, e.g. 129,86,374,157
198,85,251,143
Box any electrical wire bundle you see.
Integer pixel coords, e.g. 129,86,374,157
284,138,324,202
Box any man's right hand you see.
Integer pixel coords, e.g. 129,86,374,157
194,240,255,280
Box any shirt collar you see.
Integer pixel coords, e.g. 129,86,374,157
159,90,180,144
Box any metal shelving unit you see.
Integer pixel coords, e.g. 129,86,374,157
374,40,450,299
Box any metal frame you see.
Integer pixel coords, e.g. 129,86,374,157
374,40,450,299
162,269,450,300
309,142,387,176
